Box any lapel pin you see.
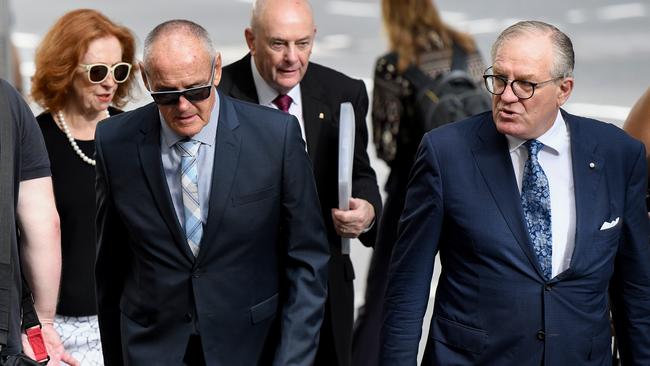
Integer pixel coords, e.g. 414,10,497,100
318,112,324,119
589,162,595,169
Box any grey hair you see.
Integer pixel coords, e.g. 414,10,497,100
143,19,215,65
491,20,574,78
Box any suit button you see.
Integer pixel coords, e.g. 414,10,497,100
544,284,552,291
192,269,201,278
537,330,545,341
184,313,193,322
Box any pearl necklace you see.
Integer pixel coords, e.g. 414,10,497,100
55,110,110,166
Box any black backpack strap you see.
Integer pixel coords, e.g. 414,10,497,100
0,81,15,349
404,43,469,88
403,64,433,91
20,277,39,331
451,42,469,71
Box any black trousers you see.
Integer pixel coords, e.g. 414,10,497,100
352,173,408,366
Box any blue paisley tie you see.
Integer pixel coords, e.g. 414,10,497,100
521,139,552,279
176,139,202,257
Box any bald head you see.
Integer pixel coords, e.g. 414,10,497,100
143,19,215,68
250,0,314,33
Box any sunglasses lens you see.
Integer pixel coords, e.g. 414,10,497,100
151,92,180,105
150,86,212,106
113,64,131,83
184,86,212,102
88,65,109,83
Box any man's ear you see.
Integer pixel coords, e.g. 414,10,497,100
245,28,256,55
139,61,150,91
213,52,223,87
557,77,574,106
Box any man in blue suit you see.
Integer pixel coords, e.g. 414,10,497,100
95,20,329,365
380,21,650,365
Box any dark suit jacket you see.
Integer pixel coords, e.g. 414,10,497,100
95,92,330,365
381,110,650,365
219,54,382,366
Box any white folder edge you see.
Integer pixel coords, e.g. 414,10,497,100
338,102,355,255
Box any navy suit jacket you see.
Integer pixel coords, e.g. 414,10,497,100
380,110,650,365
95,92,330,365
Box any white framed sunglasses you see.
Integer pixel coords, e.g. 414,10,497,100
79,62,132,84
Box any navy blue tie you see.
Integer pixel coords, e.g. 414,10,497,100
521,140,552,279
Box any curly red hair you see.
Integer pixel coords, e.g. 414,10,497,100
31,9,137,111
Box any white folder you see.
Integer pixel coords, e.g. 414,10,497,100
338,102,355,255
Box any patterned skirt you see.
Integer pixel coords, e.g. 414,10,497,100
54,315,104,365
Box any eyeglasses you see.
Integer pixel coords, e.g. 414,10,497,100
146,58,216,106
483,67,563,100
79,62,132,84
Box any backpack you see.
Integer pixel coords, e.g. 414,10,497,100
404,44,491,134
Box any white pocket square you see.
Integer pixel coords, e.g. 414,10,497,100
599,217,620,230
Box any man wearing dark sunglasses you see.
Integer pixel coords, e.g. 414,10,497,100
218,2,382,365
94,19,329,366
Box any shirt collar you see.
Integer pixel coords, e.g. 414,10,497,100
505,110,567,155
160,91,220,148
250,55,301,108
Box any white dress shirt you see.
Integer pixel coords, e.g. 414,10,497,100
506,111,576,278
250,56,307,142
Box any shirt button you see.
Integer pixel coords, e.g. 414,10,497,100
537,330,546,341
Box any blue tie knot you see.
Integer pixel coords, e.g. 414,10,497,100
525,139,543,158
176,139,200,157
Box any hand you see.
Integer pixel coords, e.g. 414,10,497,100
21,324,80,366
331,198,375,238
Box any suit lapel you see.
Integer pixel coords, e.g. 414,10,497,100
226,56,326,157
137,107,195,263
472,116,545,278
563,111,604,274
300,69,329,157
224,54,259,104
197,93,242,262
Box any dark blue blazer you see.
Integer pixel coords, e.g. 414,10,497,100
95,92,330,365
380,110,650,365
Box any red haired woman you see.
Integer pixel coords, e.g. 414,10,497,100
31,9,137,364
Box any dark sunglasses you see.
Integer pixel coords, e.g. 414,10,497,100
146,58,216,105
149,84,214,106
79,62,132,84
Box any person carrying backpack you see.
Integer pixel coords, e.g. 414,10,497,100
352,1,487,364
0,79,78,365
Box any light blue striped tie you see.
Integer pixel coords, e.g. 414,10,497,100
176,139,202,257
521,139,552,279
